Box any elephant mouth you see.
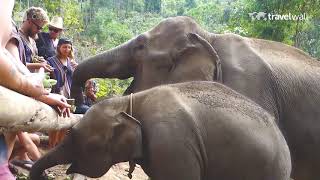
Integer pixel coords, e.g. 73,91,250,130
66,162,112,178
66,163,78,175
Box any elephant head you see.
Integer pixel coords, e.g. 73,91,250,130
29,136,73,180
71,16,221,105
30,106,142,179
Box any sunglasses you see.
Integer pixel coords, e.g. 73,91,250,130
31,20,43,30
49,28,61,33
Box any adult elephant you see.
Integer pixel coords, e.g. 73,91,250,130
31,81,291,180
71,16,320,180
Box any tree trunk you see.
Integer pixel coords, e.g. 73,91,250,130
0,86,81,133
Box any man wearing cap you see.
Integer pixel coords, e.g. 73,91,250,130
16,6,53,72
36,16,64,60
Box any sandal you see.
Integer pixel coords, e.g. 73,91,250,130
8,163,18,174
10,159,34,170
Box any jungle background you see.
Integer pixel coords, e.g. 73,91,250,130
13,0,320,98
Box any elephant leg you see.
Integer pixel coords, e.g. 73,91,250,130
146,129,202,180
289,136,320,180
148,148,202,180
292,159,318,180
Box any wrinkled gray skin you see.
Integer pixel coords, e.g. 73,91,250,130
30,82,291,180
70,16,320,180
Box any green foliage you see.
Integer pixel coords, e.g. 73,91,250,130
161,0,185,16
145,0,162,13
86,10,133,48
298,19,320,58
62,0,84,36
84,9,162,98
41,0,62,14
123,11,164,35
227,0,320,46
185,2,227,32
185,0,197,9
96,78,133,98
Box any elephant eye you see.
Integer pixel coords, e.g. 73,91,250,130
135,34,147,51
137,44,144,50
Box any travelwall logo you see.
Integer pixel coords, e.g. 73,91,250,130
248,12,307,21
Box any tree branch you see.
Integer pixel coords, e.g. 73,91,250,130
0,85,82,133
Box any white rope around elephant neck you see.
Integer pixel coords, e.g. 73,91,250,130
128,93,135,179
127,93,142,126
130,93,133,116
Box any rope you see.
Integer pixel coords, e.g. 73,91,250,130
130,93,133,116
128,93,135,179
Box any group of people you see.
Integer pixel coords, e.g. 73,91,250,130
0,1,97,178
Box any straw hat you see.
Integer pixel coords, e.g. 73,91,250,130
49,16,64,30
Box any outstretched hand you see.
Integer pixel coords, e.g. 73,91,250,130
36,93,71,117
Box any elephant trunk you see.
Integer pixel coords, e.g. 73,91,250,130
29,137,72,180
71,42,133,105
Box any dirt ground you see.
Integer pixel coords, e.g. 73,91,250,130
13,140,149,180
82,163,148,180
15,162,149,180
50,163,149,180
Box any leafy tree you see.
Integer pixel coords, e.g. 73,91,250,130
297,19,320,58
161,0,185,16
225,0,320,58
145,0,162,13
123,11,164,35
96,78,133,99
62,0,84,37
86,10,133,49
186,2,227,32
185,0,196,9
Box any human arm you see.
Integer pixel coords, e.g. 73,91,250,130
0,0,14,48
2,48,69,116
17,132,41,160
0,49,47,97
26,62,53,72
5,39,30,75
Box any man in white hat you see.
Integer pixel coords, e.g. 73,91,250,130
36,16,64,60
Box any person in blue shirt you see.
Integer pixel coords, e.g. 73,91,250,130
47,38,76,98
47,38,77,148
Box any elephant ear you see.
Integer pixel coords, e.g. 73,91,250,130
188,33,222,82
172,33,222,82
111,111,142,162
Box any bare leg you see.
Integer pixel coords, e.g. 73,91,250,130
8,132,41,161
16,132,41,161
4,132,17,160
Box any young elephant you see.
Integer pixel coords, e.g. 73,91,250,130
30,81,291,180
